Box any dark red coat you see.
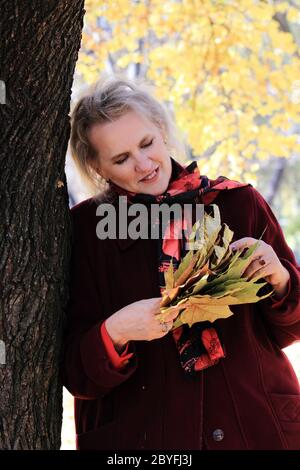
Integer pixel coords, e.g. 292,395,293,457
61,186,300,450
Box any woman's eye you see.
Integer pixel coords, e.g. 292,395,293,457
115,155,128,165
142,139,153,148
114,140,153,164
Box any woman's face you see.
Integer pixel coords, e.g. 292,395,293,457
88,110,172,195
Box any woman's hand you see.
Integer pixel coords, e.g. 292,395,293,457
105,297,178,351
230,238,290,299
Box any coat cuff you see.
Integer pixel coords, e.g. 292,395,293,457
270,277,291,309
100,321,134,370
80,323,137,390
264,258,300,325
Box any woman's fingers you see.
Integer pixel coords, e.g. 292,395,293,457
243,258,272,280
231,238,288,289
230,238,273,278
230,238,267,260
230,237,258,251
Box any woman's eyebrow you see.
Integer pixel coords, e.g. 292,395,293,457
111,134,152,160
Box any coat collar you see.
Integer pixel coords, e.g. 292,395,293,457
116,236,138,251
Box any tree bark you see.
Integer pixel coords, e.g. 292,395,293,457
0,1,85,449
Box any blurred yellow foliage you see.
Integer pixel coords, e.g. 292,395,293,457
79,0,300,181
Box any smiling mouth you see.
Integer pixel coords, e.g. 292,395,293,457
140,168,159,182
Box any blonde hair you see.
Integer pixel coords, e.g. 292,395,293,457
70,75,186,195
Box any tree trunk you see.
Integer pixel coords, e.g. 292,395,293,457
0,1,85,449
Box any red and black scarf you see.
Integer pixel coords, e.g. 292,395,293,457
111,159,248,374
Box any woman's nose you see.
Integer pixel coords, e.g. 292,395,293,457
135,154,152,173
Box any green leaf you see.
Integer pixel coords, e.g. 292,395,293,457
179,303,233,325
212,245,227,267
189,273,210,294
164,260,175,290
223,224,234,249
173,251,197,287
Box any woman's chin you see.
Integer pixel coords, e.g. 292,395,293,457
140,182,169,196
138,174,170,196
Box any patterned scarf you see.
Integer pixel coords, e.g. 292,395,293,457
110,158,248,374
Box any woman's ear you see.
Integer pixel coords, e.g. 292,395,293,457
94,165,102,176
92,164,110,183
90,160,103,178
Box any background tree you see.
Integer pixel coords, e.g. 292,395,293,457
77,0,300,182
0,1,85,449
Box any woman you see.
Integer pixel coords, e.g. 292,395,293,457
62,77,300,450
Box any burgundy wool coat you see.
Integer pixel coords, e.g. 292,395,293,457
61,185,300,450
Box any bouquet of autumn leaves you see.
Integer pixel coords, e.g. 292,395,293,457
157,205,272,329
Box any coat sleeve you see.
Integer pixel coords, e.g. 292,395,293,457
251,187,300,348
61,203,137,400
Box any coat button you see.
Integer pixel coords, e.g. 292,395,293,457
212,429,224,442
